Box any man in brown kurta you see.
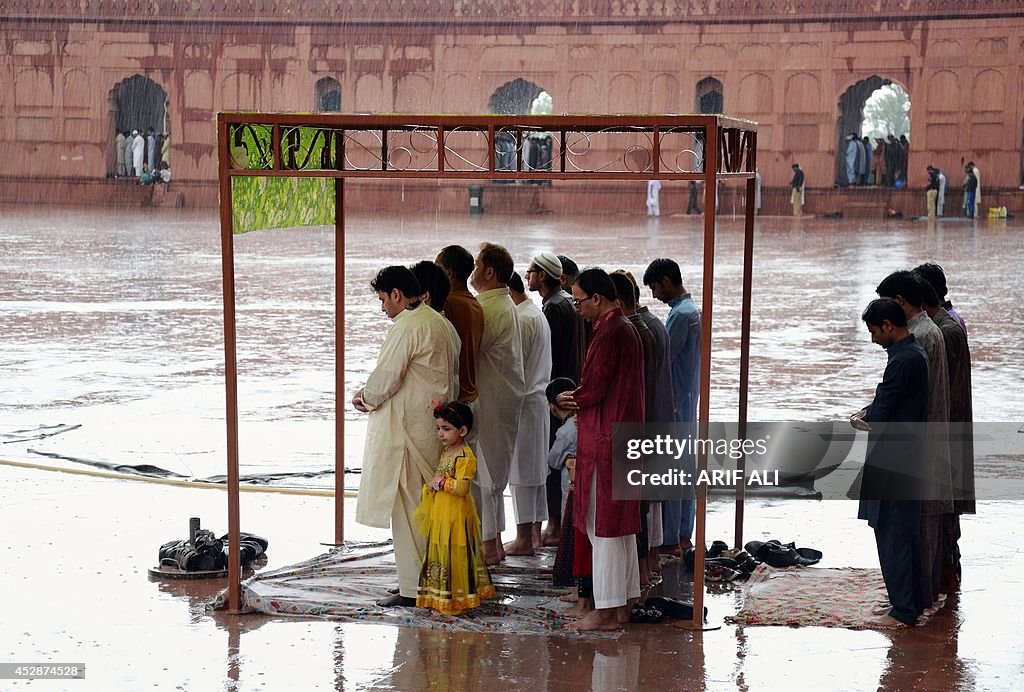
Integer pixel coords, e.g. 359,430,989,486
558,268,644,631
436,245,484,404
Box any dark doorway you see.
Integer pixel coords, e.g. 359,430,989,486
316,77,342,112
696,77,724,114
489,78,545,115
112,75,167,134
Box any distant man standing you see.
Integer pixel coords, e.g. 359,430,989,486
124,131,136,177
646,179,662,217
851,298,929,627
790,163,805,216
115,130,126,176
963,165,978,218
643,258,701,556
926,166,940,218
146,128,157,174
353,266,458,607
844,134,859,187
967,161,981,218
470,242,526,565
505,272,552,556
861,136,873,185
936,167,947,216
131,130,145,181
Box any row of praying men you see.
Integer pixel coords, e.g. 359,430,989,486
353,245,703,629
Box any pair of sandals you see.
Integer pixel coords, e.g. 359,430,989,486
628,603,665,624
744,540,822,568
159,529,227,572
158,531,269,572
684,540,759,580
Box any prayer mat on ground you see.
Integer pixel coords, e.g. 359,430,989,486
726,563,941,629
210,541,620,639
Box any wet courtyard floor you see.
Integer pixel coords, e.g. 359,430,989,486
1,206,1023,690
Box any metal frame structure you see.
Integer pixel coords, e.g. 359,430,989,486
217,112,758,630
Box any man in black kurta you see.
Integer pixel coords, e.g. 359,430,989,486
852,298,930,627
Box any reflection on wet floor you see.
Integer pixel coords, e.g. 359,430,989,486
2,462,1020,690
1,207,1023,689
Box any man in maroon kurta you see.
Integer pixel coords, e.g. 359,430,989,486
558,268,644,631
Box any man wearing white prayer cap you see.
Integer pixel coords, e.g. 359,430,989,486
527,250,586,546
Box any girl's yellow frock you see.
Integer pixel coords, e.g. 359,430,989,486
414,444,496,615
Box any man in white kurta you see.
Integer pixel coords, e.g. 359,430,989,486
470,243,526,564
353,266,458,606
505,273,552,555
131,130,145,180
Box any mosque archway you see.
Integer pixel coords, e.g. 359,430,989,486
108,74,168,176
835,76,911,187
488,78,554,175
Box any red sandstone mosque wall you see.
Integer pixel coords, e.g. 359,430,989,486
1,5,1023,206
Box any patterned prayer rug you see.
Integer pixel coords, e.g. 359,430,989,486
210,541,620,639
726,563,940,629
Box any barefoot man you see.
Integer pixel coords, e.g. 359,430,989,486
505,272,552,556
851,298,929,627
353,266,458,607
558,268,644,631
470,243,526,565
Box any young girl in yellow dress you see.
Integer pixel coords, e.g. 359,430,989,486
415,401,496,615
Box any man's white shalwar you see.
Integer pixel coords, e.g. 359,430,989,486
510,298,552,524
474,288,526,540
356,304,458,597
131,134,145,179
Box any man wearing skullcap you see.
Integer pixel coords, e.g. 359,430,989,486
528,251,586,545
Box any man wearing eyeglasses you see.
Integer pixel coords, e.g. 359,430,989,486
557,268,644,631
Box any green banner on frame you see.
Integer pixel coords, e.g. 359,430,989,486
231,176,334,234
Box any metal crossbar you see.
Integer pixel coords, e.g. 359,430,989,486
219,113,757,180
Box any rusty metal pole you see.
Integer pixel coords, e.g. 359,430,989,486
735,174,756,549
217,115,243,613
335,130,349,545
677,121,718,631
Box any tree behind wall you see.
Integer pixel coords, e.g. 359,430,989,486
861,84,910,141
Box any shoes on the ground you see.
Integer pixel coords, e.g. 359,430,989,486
745,540,820,568
707,540,729,558
629,603,665,624
645,596,708,620
705,563,743,582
